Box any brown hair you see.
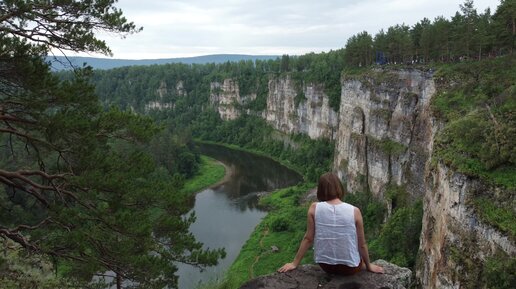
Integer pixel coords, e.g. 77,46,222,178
316,172,345,201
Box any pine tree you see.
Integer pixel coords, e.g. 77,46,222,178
0,1,224,288
493,0,516,54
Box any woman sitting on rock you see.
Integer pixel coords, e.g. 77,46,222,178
278,172,384,275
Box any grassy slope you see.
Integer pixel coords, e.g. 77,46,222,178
431,56,516,238
181,155,226,195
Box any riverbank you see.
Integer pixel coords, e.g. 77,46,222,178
191,141,311,289
181,155,227,195
195,140,304,180
197,183,315,289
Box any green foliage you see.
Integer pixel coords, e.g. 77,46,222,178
368,136,407,156
447,244,482,289
0,241,80,289
473,198,516,239
343,185,422,269
193,115,334,182
288,50,346,111
445,234,513,289
369,201,423,268
385,184,410,210
345,31,374,67
294,90,306,107
345,1,514,66
222,183,315,288
269,215,292,232
482,252,516,289
0,1,225,288
432,56,516,189
343,191,387,240
181,156,226,195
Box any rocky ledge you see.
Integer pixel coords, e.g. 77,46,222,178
239,260,411,289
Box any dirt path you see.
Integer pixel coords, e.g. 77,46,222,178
249,227,270,279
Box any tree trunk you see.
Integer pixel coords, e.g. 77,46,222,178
3,238,6,258
116,273,122,289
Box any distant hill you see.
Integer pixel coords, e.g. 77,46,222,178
47,54,279,70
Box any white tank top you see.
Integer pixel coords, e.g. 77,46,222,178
314,202,360,266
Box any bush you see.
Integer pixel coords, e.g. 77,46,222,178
269,216,291,232
370,201,423,268
432,57,516,190
482,253,516,289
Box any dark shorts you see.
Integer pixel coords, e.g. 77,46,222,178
318,259,364,276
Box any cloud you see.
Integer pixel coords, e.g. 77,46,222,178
81,0,500,59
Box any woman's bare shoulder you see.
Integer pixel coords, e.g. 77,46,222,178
308,202,317,214
353,206,363,219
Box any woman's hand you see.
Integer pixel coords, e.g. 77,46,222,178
278,262,297,273
367,263,385,274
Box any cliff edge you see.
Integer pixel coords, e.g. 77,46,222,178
239,260,411,289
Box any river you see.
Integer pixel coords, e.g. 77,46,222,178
175,143,302,289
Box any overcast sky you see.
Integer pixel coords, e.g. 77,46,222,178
85,0,500,59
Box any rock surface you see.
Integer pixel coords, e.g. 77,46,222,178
239,260,411,289
417,163,516,289
145,80,186,111
265,75,338,139
334,69,435,199
210,78,257,120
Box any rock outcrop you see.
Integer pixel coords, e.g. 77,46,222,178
417,163,515,288
210,78,257,120
145,80,186,111
265,75,338,139
334,69,435,199
239,260,411,289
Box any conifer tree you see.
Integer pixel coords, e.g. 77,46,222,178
493,0,516,54
0,1,224,288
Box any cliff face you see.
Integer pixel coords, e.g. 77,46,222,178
334,70,435,199
145,80,187,111
210,78,257,121
418,164,515,288
264,76,338,140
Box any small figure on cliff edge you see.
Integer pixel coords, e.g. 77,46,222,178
278,172,384,275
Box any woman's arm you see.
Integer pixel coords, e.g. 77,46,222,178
277,202,316,273
355,207,384,274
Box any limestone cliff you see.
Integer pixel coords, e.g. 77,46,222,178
418,163,515,288
333,69,435,199
145,80,186,111
210,78,256,120
264,75,338,139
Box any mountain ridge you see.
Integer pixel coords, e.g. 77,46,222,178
47,54,280,70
